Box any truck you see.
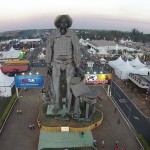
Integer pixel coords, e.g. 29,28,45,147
1,65,29,73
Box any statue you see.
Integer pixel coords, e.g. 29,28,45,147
45,15,81,113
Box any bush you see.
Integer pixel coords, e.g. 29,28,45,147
137,133,150,150
0,94,17,128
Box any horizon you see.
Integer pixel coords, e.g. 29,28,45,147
0,0,150,34
1,27,149,35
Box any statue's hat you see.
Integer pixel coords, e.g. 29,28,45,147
54,15,72,28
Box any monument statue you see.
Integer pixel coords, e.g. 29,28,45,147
45,15,81,113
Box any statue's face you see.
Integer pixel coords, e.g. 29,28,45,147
60,17,68,29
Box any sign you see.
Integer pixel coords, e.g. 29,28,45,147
14,75,45,88
61,127,69,132
84,73,112,85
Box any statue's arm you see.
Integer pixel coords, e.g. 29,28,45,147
45,33,55,75
71,31,81,67
45,33,54,66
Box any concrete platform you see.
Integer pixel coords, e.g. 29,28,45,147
38,130,96,150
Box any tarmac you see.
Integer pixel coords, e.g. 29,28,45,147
113,74,150,119
0,67,142,150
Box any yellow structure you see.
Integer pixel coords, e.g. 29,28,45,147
4,59,29,66
37,113,103,132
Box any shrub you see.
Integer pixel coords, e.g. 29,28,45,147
137,133,150,150
0,94,17,129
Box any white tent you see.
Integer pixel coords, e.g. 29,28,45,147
115,61,139,79
97,49,110,57
0,69,15,97
108,56,125,69
0,47,21,59
138,67,150,76
79,38,88,46
6,47,21,59
38,53,45,60
126,54,134,59
19,38,42,43
129,57,145,67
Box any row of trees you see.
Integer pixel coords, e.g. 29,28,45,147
0,28,150,43
77,28,150,43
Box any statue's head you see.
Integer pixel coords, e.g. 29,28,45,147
54,15,72,29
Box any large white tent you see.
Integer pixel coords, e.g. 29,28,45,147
115,61,139,79
0,69,15,97
129,57,145,67
138,67,150,76
109,56,126,69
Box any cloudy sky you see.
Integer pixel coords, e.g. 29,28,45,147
0,0,150,33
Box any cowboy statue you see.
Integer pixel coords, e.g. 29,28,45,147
45,15,81,113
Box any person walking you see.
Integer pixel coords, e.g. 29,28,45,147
115,145,119,150
101,140,104,148
19,110,22,115
114,107,117,113
16,110,19,114
93,139,97,147
32,124,35,129
29,124,32,130
81,131,84,136
115,140,119,146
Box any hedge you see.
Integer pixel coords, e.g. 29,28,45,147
137,133,150,150
0,94,17,129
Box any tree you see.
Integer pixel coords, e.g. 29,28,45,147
130,28,143,42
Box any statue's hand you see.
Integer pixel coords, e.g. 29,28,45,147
75,66,85,80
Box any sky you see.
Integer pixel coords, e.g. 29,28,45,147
0,0,150,33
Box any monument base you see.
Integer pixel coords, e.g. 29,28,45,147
38,103,103,131
47,104,67,115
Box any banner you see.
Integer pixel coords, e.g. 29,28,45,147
14,75,45,88
84,73,112,85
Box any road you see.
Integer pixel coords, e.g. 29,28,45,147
111,81,150,144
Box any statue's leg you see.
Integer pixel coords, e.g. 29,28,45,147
52,64,61,111
73,97,80,118
66,64,75,113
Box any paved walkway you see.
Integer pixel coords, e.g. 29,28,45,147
0,88,40,150
0,67,141,150
0,67,46,150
